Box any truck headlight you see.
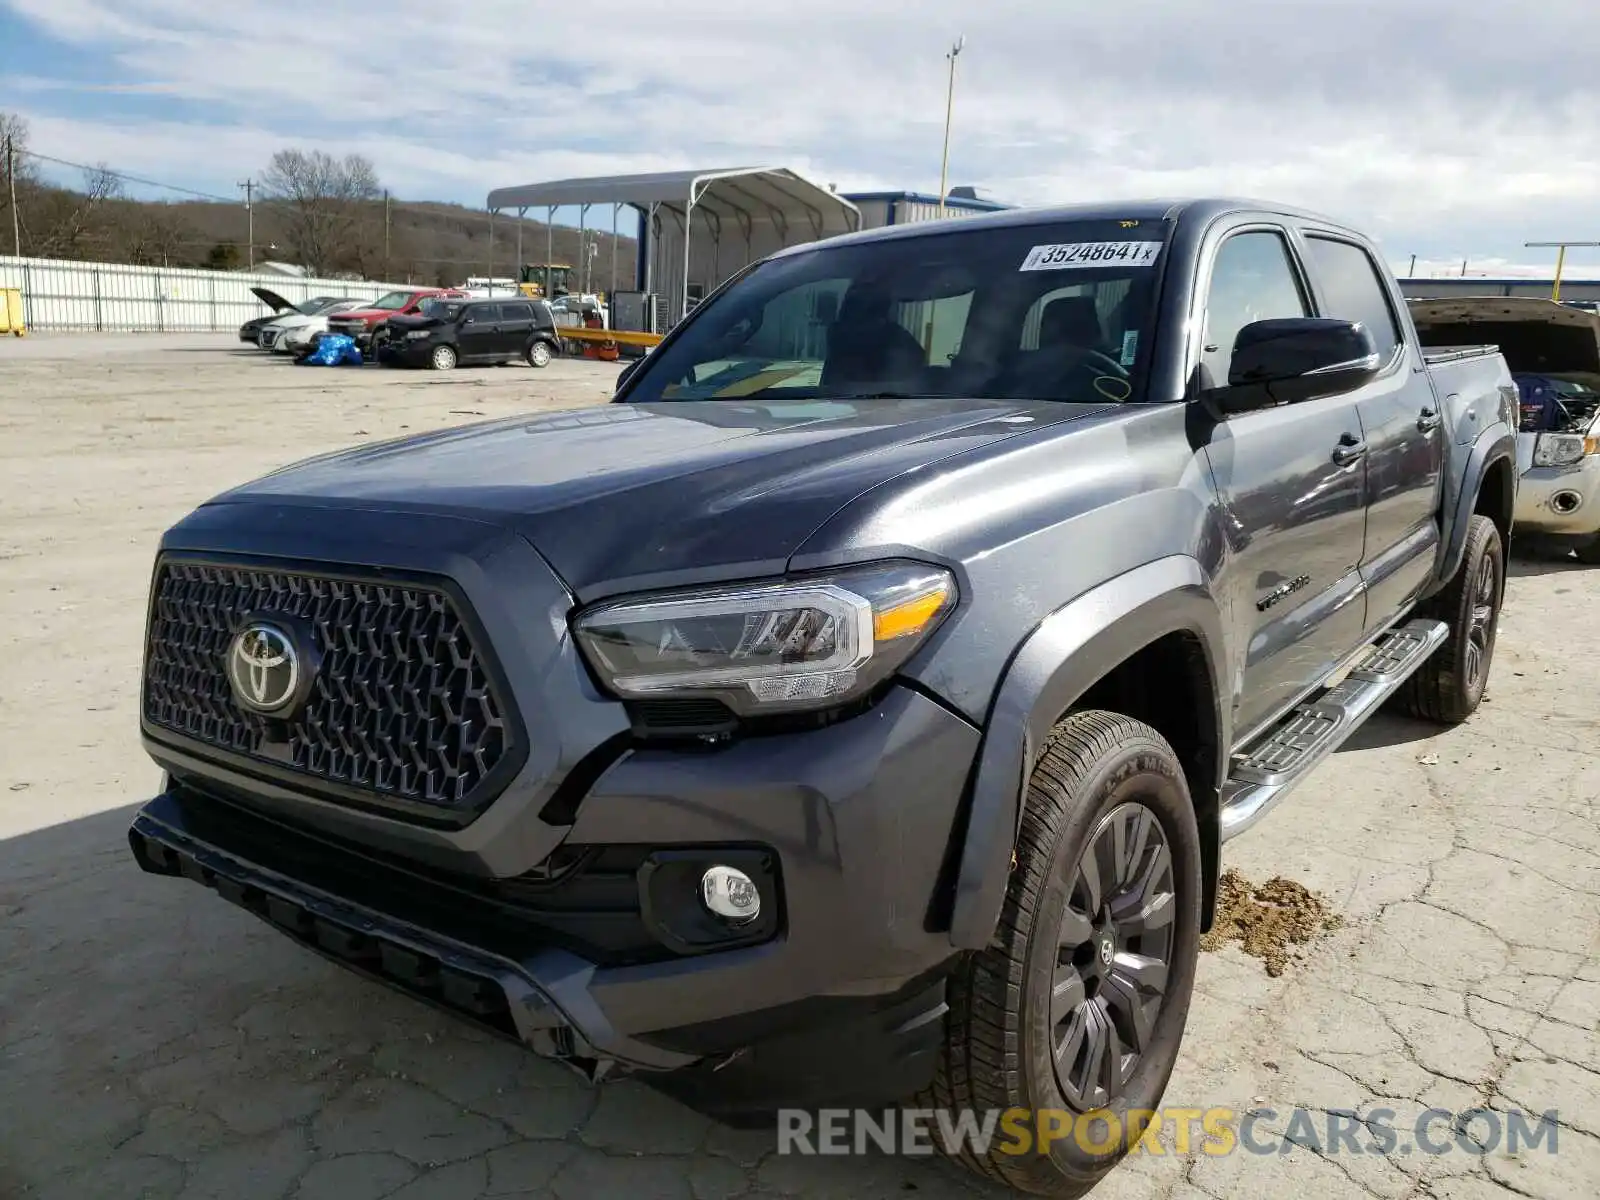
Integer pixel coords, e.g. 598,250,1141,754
1533,433,1600,468
574,561,957,715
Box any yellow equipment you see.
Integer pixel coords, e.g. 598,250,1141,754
1,288,24,337
518,262,576,299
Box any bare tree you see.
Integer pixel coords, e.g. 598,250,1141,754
28,162,123,259
260,149,381,275
116,204,193,266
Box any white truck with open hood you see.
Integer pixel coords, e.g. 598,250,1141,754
1410,297,1600,563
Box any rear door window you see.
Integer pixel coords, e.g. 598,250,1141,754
1303,236,1403,361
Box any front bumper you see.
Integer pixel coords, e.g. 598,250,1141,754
377,339,436,367
131,679,976,1108
1515,456,1600,535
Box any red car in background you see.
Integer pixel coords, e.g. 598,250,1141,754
324,287,468,355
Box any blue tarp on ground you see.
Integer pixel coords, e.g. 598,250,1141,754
296,333,363,366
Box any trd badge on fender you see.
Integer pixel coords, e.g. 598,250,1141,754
225,621,304,716
1256,574,1312,613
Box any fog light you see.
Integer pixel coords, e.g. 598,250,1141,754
700,866,761,923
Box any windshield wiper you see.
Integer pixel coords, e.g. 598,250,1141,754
836,390,919,400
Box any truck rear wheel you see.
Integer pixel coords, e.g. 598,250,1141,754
1392,513,1503,724
922,710,1202,1197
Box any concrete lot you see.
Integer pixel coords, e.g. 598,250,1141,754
1,334,1596,1200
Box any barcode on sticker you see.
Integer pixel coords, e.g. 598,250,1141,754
1020,241,1163,271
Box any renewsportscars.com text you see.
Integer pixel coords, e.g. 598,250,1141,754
777,1106,1561,1159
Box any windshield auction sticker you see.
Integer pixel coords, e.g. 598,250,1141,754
1020,241,1163,270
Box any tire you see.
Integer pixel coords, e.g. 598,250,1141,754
1574,534,1600,565
922,710,1202,1197
1392,513,1503,724
429,344,458,372
528,339,553,368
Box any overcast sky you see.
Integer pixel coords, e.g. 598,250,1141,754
4,0,1599,277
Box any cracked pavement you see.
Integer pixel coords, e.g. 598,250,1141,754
2,336,1596,1199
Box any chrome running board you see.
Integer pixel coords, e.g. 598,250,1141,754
1220,618,1449,842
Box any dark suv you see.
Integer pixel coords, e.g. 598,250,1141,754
378,296,561,370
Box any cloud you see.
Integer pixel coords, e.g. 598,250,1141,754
5,0,1600,269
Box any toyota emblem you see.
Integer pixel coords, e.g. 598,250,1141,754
226,621,301,716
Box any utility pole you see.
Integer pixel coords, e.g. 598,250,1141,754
1407,254,1417,276
610,203,620,298
383,190,391,281
5,135,20,256
1526,240,1600,302
937,35,965,217
237,179,254,270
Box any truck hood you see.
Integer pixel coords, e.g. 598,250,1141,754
327,308,392,323
1409,297,1600,376
210,397,1115,596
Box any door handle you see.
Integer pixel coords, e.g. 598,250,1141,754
1331,433,1367,467
1418,407,1442,432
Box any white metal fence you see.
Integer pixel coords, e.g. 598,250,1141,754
0,255,413,333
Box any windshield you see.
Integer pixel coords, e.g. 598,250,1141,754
623,219,1170,405
420,299,463,320
370,291,413,311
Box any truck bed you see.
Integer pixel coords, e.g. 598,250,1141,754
1422,344,1500,366
1422,344,1516,448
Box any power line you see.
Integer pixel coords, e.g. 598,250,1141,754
16,146,238,203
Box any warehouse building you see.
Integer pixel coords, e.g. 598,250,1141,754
484,167,1009,331
1397,276,1600,302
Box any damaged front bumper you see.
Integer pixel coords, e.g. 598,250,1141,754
129,677,976,1114
129,788,692,1081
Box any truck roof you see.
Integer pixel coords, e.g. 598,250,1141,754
779,197,1357,255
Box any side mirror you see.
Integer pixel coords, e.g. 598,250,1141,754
1208,318,1381,414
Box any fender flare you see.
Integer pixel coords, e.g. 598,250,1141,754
1434,422,1517,588
948,555,1230,950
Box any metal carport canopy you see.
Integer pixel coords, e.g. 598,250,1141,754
485,168,861,317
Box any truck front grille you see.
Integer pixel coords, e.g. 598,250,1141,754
141,559,517,820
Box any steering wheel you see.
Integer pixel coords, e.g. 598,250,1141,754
1004,344,1133,402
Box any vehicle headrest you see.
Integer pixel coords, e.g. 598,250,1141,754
1038,295,1103,349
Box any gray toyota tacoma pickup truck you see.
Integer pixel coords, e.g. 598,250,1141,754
129,198,1518,1196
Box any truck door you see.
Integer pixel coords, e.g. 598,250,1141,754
1299,233,1443,630
1193,226,1370,737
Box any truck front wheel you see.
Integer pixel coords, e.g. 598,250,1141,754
924,710,1202,1197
